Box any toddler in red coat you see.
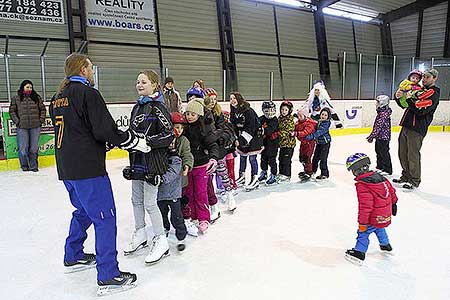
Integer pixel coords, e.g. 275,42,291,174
293,104,317,182
345,153,398,265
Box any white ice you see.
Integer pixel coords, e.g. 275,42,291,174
1,133,449,300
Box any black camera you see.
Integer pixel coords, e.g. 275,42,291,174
122,166,133,180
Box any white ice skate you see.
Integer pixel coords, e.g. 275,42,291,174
245,177,259,191
227,191,237,212
210,204,221,223
185,219,199,237
123,227,148,256
145,234,170,264
276,174,291,184
235,174,246,187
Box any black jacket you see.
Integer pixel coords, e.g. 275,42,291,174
231,106,263,153
259,115,279,156
184,117,220,167
128,98,174,177
398,86,440,137
206,111,237,159
49,82,129,180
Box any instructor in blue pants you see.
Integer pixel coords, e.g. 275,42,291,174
50,53,150,292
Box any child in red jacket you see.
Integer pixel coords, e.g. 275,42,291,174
293,105,317,182
345,153,398,265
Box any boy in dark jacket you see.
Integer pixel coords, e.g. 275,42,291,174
305,107,332,180
257,101,279,185
367,95,392,175
345,153,398,265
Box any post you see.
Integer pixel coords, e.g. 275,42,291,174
93,65,99,90
391,56,396,96
40,56,46,101
269,71,274,101
5,54,11,102
411,57,415,70
309,73,314,90
374,55,379,98
431,57,435,68
223,69,227,102
357,53,362,100
341,51,346,99
164,67,169,78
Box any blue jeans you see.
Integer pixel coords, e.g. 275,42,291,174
16,127,40,170
239,154,258,176
355,226,390,253
63,176,120,281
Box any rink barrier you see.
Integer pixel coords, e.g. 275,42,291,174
1,126,449,172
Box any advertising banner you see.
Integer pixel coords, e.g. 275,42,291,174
86,0,155,32
0,0,64,24
1,110,55,159
343,102,363,128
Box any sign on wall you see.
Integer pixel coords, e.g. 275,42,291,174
85,0,155,32
1,111,55,159
343,103,363,128
0,0,64,24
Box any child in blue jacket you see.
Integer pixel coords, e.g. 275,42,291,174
306,107,332,180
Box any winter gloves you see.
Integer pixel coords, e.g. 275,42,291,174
120,130,151,153
392,203,397,216
205,159,218,175
358,224,368,232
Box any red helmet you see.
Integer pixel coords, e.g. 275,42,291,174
408,69,423,81
171,112,186,124
280,100,293,114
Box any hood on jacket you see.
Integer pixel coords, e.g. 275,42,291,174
356,171,391,199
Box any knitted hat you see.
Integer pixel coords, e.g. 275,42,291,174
164,76,174,85
186,87,205,100
297,104,309,117
171,112,186,124
204,88,218,98
423,68,438,78
186,98,205,116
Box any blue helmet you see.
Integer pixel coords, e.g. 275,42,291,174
186,87,205,100
346,153,371,172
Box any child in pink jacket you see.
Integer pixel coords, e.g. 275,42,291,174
345,153,398,265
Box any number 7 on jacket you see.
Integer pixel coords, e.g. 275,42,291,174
55,115,64,149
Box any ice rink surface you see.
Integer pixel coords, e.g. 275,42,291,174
1,133,449,300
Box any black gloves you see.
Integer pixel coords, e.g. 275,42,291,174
392,203,397,216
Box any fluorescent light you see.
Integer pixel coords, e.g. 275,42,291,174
418,63,426,72
323,7,373,22
273,0,311,7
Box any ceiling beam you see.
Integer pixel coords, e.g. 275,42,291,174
316,0,341,9
381,0,448,23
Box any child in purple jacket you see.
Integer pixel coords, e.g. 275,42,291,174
367,95,392,175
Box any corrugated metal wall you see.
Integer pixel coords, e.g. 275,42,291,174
325,16,355,60
391,13,418,57
276,7,317,58
421,1,448,57
230,0,277,54
354,22,382,55
235,53,281,100
163,49,223,101
282,58,319,99
88,44,160,102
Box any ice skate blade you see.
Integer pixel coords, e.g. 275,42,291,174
145,251,170,265
123,242,148,256
64,263,96,274
228,207,237,213
245,185,259,192
97,282,136,296
210,213,221,224
344,254,364,266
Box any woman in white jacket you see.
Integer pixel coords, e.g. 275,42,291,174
305,81,343,128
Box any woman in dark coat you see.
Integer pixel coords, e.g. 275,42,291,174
9,80,46,171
